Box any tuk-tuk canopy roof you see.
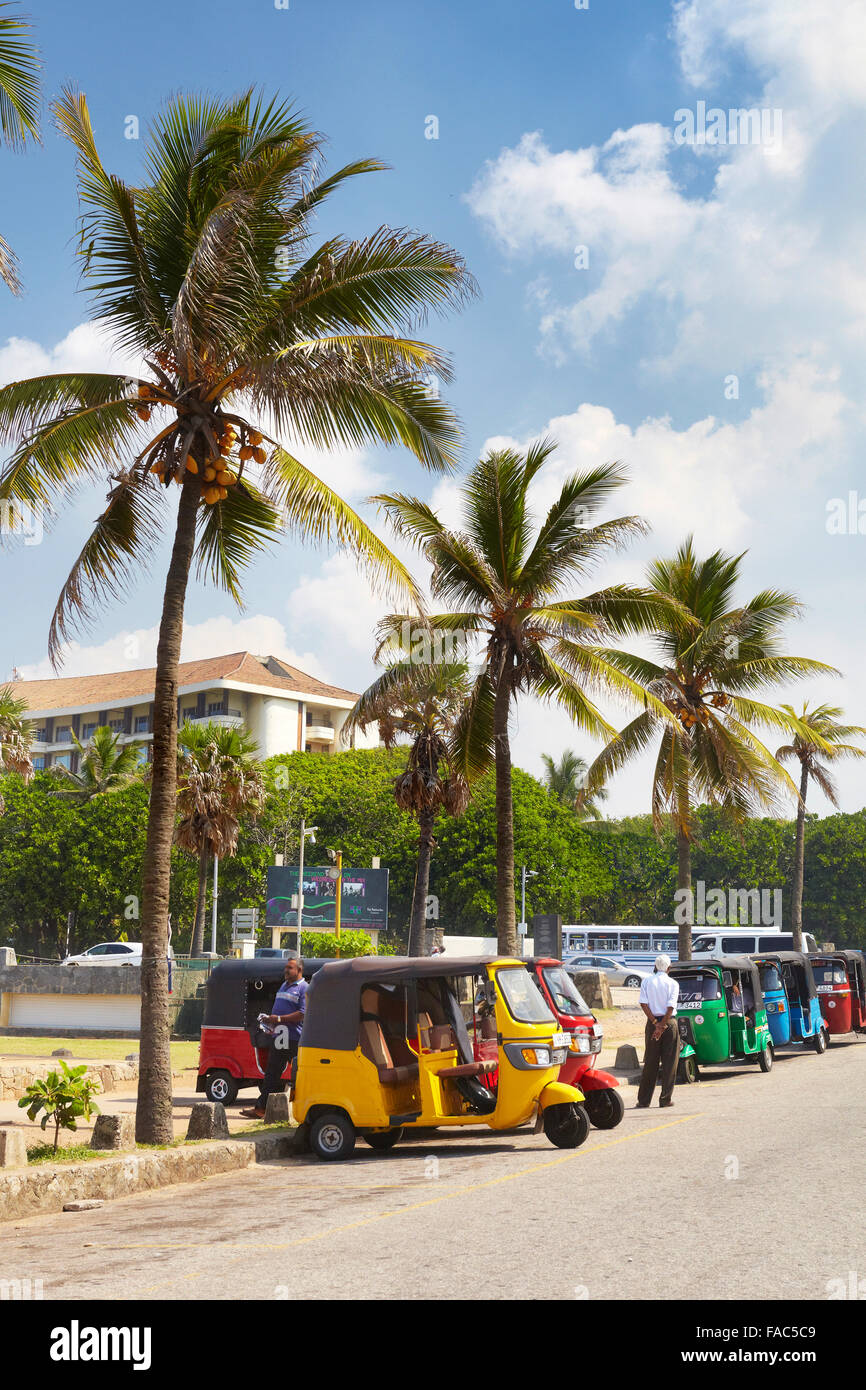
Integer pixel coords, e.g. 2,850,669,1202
302,955,515,1052
670,956,765,1007
203,957,328,1028
752,950,818,999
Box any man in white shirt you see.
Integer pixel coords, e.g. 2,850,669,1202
636,954,681,1109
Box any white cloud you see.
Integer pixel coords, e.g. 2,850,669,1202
466,0,866,373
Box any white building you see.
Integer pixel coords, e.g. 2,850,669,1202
10,651,376,771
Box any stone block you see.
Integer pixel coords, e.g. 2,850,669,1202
90,1113,136,1150
615,1044,641,1070
186,1101,229,1141
62,1200,103,1211
0,1128,28,1167
264,1092,291,1125
51,1048,74,1057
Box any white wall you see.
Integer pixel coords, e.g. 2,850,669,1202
249,696,299,757
8,993,141,1031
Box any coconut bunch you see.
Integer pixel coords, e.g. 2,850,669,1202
133,357,269,505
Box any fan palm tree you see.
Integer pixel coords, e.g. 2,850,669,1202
50,724,143,801
176,721,265,957
344,660,471,955
541,748,607,820
0,4,40,292
375,439,685,955
0,89,473,1141
583,539,837,963
0,683,32,809
776,703,866,951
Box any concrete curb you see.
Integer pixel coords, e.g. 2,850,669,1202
0,1128,295,1223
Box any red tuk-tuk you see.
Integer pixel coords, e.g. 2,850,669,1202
196,957,326,1104
810,950,866,1038
526,958,623,1128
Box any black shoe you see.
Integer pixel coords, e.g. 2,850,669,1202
659,1099,674,1108
635,1102,650,1109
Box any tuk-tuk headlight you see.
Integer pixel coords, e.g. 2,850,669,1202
571,1031,592,1054
522,1046,550,1066
552,1047,567,1065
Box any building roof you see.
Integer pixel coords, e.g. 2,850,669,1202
9,652,359,713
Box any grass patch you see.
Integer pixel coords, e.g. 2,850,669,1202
27,1143,103,1164
0,1037,199,1068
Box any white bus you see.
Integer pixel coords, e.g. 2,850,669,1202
562,925,678,958
562,924,819,962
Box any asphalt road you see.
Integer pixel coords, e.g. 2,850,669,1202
4,1036,865,1302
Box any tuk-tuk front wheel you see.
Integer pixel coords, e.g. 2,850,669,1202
677,1055,699,1085
363,1127,404,1150
758,1041,774,1073
543,1102,590,1149
310,1111,356,1161
204,1070,238,1105
813,1029,828,1054
584,1088,625,1130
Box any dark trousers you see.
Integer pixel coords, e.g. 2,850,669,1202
257,1035,298,1108
638,1018,680,1105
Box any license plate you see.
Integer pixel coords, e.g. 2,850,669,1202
552,1032,571,1049
592,1023,603,1038
817,985,833,993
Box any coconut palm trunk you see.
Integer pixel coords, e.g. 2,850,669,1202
137,482,199,1143
190,840,210,958
494,668,517,957
791,762,809,953
407,808,436,956
677,822,692,965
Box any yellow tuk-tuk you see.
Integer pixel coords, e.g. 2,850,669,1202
292,955,589,1160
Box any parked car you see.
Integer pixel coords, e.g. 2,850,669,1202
254,947,293,959
62,941,173,965
564,954,651,988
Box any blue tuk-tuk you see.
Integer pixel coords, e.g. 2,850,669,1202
751,951,828,1054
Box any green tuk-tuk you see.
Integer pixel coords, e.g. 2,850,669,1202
669,956,774,1083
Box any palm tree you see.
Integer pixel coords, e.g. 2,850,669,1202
0,4,40,292
176,721,265,957
51,724,143,800
0,89,473,1141
0,683,32,809
583,538,836,963
344,660,471,955
375,439,683,955
776,703,866,951
541,749,607,820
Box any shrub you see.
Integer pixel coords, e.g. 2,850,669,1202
18,1061,101,1153
301,929,376,958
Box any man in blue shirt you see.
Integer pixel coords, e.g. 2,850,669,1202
242,957,307,1119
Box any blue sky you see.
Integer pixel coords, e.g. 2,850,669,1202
3,0,866,815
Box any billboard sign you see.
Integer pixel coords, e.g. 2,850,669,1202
266,866,389,933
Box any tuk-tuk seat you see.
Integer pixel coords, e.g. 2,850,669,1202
435,1061,489,1080
359,1019,419,1086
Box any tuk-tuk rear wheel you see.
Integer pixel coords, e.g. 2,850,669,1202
543,1102,590,1149
363,1127,404,1150
204,1070,238,1105
677,1056,699,1085
584,1088,625,1129
758,1041,774,1073
310,1112,356,1161
813,1029,828,1054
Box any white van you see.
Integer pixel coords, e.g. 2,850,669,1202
690,929,818,959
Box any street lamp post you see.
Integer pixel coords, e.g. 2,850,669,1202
297,820,318,956
520,866,537,956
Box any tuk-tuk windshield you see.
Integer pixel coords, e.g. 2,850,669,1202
677,974,722,1005
541,966,591,1017
497,968,555,1025
811,960,847,985
758,963,783,992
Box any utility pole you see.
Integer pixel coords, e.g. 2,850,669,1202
334,850,343,957
210,855,219,954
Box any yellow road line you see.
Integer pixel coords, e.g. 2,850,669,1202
121,1113,703,1292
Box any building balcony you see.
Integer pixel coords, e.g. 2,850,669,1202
185,711,244,728
305,723,335,742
